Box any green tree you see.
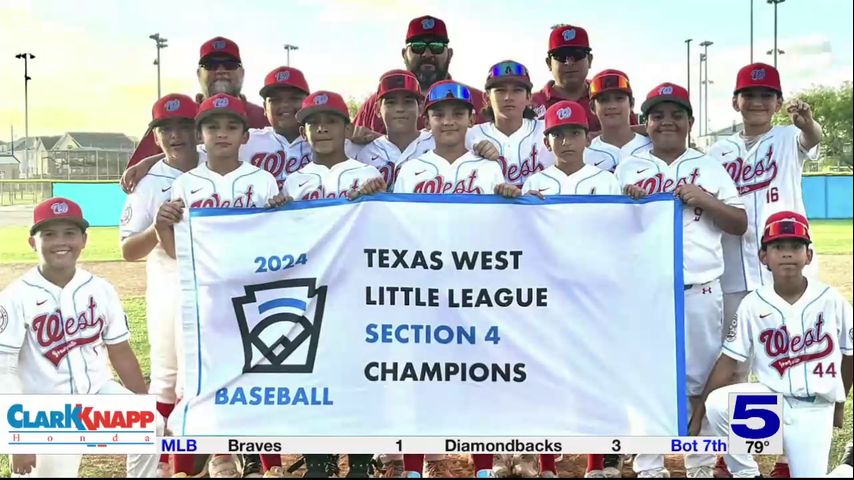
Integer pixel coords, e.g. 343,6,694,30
773,82,853,170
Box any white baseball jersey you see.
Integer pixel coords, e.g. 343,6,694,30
120,159,183,280
355,130,435,186
466,119,555,187
723,280,853,402
583,133,652,173
393,151,505,194
238,127,312,192
284,158,383,200
709,125,820,294
0,268,130,394
523,164,621,195
171,161,278,214
615,148,744,285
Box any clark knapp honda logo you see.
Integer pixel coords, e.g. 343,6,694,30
232,278,327,373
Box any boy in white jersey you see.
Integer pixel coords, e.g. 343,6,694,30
240,66,313,191
396,79,516,480
466,60,555,187
161,93,285,477
690,212,852,478
395,80,514,196
523,100,620,196
119,93,199,477
708,64,823,477
1,198,159,478
617,82,747,478
284,90,386,200
584,69,651,173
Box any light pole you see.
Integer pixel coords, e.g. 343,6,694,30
149,33,168,99
685,39,693,141
750,0,754,62
283,44,299,66
700,40,714,137
15,53,35,178
699,53,705,137
767,0,786,67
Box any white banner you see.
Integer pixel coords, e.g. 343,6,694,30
171,193,687,437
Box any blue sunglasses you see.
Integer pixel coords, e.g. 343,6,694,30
490,61,527,78
426,82,472,103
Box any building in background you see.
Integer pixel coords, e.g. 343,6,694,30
0,132,137,179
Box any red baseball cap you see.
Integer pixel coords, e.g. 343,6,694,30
590,69,632,100
406,15,449,43
485,60,533,90
424,80,475,111
543,100,589,134
31,197,89,235
149,94,198,129
259,66,310,98
377,69,422,99
549,25,591,52
641,82,692,116
734,62,782,95
200,36,241,62
761,211,811,246
295,91,350,124
196,93,248,126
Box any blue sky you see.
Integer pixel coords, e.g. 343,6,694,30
1,0,851,139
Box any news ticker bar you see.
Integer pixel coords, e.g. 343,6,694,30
2,435,781,455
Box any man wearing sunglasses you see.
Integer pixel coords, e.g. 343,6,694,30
353,15,486,138
531,25,638,136
124,37,268,185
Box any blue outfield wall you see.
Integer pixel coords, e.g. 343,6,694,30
52,182,127,227
50,175,853,227
802,175,853,220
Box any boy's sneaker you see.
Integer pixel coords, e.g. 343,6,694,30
209,455,241,478
476,469,496,478
602,454,623,478
585,470,606,478
240,454,263,478
686,466,715,478
637,468,670,478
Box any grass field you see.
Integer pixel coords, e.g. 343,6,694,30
0,220,851,477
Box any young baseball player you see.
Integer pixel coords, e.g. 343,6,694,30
466,60,555,188
284,90,386,200
355,69,434,187
119,93,199,478
160,93,286,478
394,80,518,479
584,69,651,173
240,66,313,192
523,99,620,197
708,63,823,477
1,197,160,478
689,211,852,478
285,90,382,477
616,83,747,478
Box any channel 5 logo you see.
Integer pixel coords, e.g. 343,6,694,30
729,394,781,439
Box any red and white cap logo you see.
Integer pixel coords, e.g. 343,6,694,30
562,29,576,41
556,107,572,120
212,40,226,50
658,85,674,95
213,97,229,108
276,70,290,82
751,68,766,80
165,99,181,112
51,202,69,215
314,94,329,105
421,18,435,29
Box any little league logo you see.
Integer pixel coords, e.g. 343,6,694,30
314,94,329,105
232,278,327,373
51,202,69,215
751,68,767,81
165,99,181,112
276,70,291,82
0,306,7,334
658,85,674,95
213,97,230,108
562,29,576,42
212,40,226,50
556,107,572,120
421,18,435,30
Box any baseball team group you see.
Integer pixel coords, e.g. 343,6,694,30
2,13,852,480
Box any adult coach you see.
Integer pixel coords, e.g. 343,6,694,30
531,24,638,134
126,36,268,168
353,15,486,135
